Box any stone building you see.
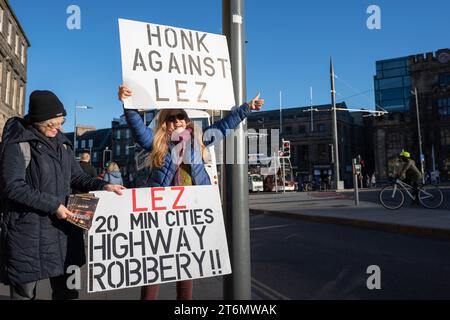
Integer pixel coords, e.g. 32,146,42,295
0,0,30,139
247,102,368,187
372,48,450,180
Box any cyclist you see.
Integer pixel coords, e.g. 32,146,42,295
397,151,423,205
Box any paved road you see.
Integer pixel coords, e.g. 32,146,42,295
342,188,450,209
250,213,450,299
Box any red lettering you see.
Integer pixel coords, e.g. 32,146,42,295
132,189,148,212
171,186,186,209
151,187,167,210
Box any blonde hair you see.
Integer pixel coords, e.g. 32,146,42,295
149,109,208,168
107,162,120,173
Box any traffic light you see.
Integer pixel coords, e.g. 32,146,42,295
103,148,112,168
282,140,291,158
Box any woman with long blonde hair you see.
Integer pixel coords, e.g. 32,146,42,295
118,84,264,300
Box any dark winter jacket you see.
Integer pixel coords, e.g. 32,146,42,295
79,161,97,178
125,103,251,187
0,117,108,285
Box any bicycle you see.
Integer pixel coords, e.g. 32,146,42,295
379,179,443,210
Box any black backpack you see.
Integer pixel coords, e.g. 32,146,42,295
0,140,31,284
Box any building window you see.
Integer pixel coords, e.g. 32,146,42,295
21,43,25,65
387,132,402,149
5,70,11,105
19,86,24,115
11,78,17,111
81,140,86,149
115,145,121,156
15,33,19,56
126,129,130,139
125,146,130,156
115,129,121,139
440,128,450,146
92,152,98,162
0,7,4,33
317,124,327,132
437,98,450,116
7,21,12,45
439,74,450,87
299,145,308,161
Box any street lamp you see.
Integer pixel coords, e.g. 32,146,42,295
74,104,94,156
411,87,425,184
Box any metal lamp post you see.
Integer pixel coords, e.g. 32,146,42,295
74,105,94,156
411,88,425,184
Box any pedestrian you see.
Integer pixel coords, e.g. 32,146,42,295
371,173,376,188
118,84,264,300
358,173,364,189
0,90,125,300
79,152,97,177
430,170,436,184
73,152,98,194
435,170,440,184
366,174,371,188
103,162,124,186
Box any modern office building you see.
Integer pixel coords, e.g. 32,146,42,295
374,57,411,113
0,0,30,140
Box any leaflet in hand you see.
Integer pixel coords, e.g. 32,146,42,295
66,194,99,230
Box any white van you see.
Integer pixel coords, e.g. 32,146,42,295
248,174,263,192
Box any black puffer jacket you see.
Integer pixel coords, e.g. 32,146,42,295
0,117,108,285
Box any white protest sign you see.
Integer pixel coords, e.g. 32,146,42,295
88,186,231,293
119,18,236,110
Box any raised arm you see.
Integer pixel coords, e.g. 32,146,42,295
203,93,264,146
119,85,154,151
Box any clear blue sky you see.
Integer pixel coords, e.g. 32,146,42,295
10,0,450,131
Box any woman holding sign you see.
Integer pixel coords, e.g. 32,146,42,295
118,84,263,300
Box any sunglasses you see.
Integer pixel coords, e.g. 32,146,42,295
37,118,66,129
166,113,186,122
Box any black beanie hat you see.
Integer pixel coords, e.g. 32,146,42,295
28,90,67,123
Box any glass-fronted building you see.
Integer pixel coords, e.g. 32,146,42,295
374,57,411,113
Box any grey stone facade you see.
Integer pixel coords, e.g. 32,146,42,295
0,0,29,140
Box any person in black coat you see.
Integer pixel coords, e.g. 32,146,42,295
0,90,124,300
73,153,98,194
79,152,97,177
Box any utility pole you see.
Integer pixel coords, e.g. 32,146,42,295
222,0,251,300
413,87,425,184
330,59,340,189
310,86,314,132
279,90,282,136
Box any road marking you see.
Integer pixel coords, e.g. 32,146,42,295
251,277,291,300
283,233,299,240
250,224,291,231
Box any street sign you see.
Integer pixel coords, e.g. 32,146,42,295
88,186,232,292
119,18,236,111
